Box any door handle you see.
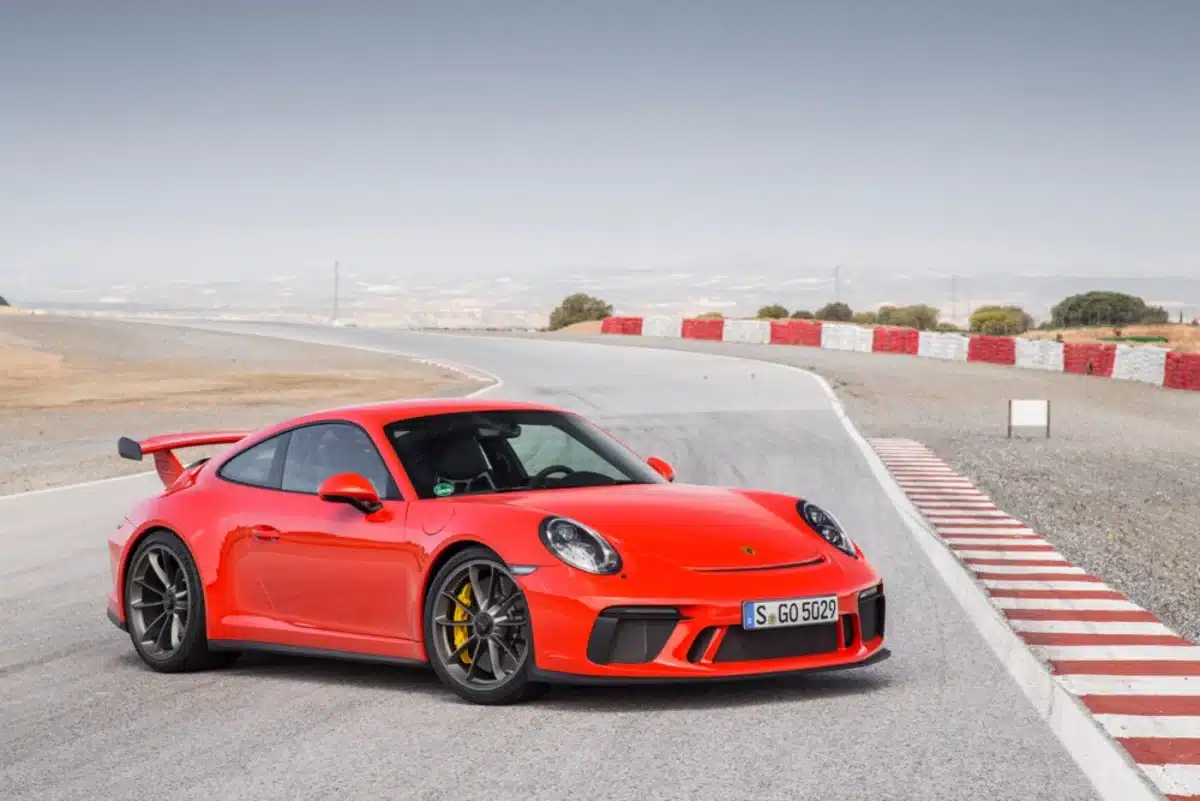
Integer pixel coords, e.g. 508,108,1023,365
251,525,281,541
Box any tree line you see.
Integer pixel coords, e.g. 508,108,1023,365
752,302,952,331
545,290,1178,334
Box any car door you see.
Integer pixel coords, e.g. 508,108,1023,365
255,421,418,643
210,431,293,631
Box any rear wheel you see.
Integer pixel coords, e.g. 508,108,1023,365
124,530,238,672
424,547,548,705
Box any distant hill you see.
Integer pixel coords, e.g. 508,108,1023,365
10,269,1199,330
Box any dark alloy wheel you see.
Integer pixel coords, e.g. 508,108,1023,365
424,547,548,705
124,530,238,672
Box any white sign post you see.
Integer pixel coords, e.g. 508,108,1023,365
1008,399,1051,438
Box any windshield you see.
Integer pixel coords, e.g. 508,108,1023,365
383,409,667,499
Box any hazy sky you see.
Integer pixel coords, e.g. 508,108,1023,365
3,0,1198,288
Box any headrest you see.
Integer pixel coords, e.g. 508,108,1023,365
435,436,490,480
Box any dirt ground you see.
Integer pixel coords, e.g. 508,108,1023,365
0,332,447,411
556,319,604,334
0,314,484,494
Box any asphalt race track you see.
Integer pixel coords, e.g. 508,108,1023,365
1,322,1106,801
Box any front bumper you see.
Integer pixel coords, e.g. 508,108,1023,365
531,646,891,685
519,566,887,682
107,607,128,632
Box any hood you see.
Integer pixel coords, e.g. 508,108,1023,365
462,483,832,570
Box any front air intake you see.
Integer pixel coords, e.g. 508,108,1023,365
585,607,682,665
712,622,840,663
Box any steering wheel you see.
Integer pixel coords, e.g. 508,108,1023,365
531,464,575,488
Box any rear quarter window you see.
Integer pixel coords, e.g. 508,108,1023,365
217,435,284,488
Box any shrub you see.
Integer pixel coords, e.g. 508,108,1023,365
695,311,725,319
790,309,814,319
547,293,613,331
1145,306,1170,323
756,304,789,319
852,311,878,324
877,304,940,331
0,294,8,307
1050,290,1168,327
815,302,853,322
969,305,1034,335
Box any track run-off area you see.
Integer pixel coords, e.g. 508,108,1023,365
1,320,1165,801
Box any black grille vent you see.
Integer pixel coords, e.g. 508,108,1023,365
713,621,840,663
860,595,885,642
686,627,718,663
586,607,681,665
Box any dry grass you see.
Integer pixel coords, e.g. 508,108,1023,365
1021,323,1200,353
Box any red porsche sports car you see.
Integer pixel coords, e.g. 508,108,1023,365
106,398,888,704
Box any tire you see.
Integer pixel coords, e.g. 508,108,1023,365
423,546,549,705
123,529,239,673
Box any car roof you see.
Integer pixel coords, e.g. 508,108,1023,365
267,396,567,433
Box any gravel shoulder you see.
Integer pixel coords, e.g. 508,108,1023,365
0,315,484,495
499,330,1200,644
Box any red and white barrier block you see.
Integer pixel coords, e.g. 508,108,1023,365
872,438,1200,801
721,319,771,344
642,315,684,338
918,330,969,361
1015,339,1066,371
598,316,643,336
820,322,874,352
595,314,1200,393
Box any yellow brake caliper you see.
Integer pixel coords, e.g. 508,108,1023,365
452,582,473,664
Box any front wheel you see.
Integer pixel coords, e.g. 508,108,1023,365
424,546,548,705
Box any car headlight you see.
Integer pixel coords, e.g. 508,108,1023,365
538,516,622,575
798,500,858,558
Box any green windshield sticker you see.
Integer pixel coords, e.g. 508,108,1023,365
433,482,455,497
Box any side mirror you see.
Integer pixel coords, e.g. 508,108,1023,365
646,456,675,482
318,472,383,514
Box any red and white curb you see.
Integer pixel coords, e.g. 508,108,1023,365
870,438,1200,801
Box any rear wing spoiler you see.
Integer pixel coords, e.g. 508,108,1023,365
118,430,252,488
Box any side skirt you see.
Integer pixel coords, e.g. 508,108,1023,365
208,639,431,670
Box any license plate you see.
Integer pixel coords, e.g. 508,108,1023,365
742,594,839,630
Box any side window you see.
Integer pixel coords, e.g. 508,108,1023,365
509,424,625,480
218,435,284,489
281,423,397,498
